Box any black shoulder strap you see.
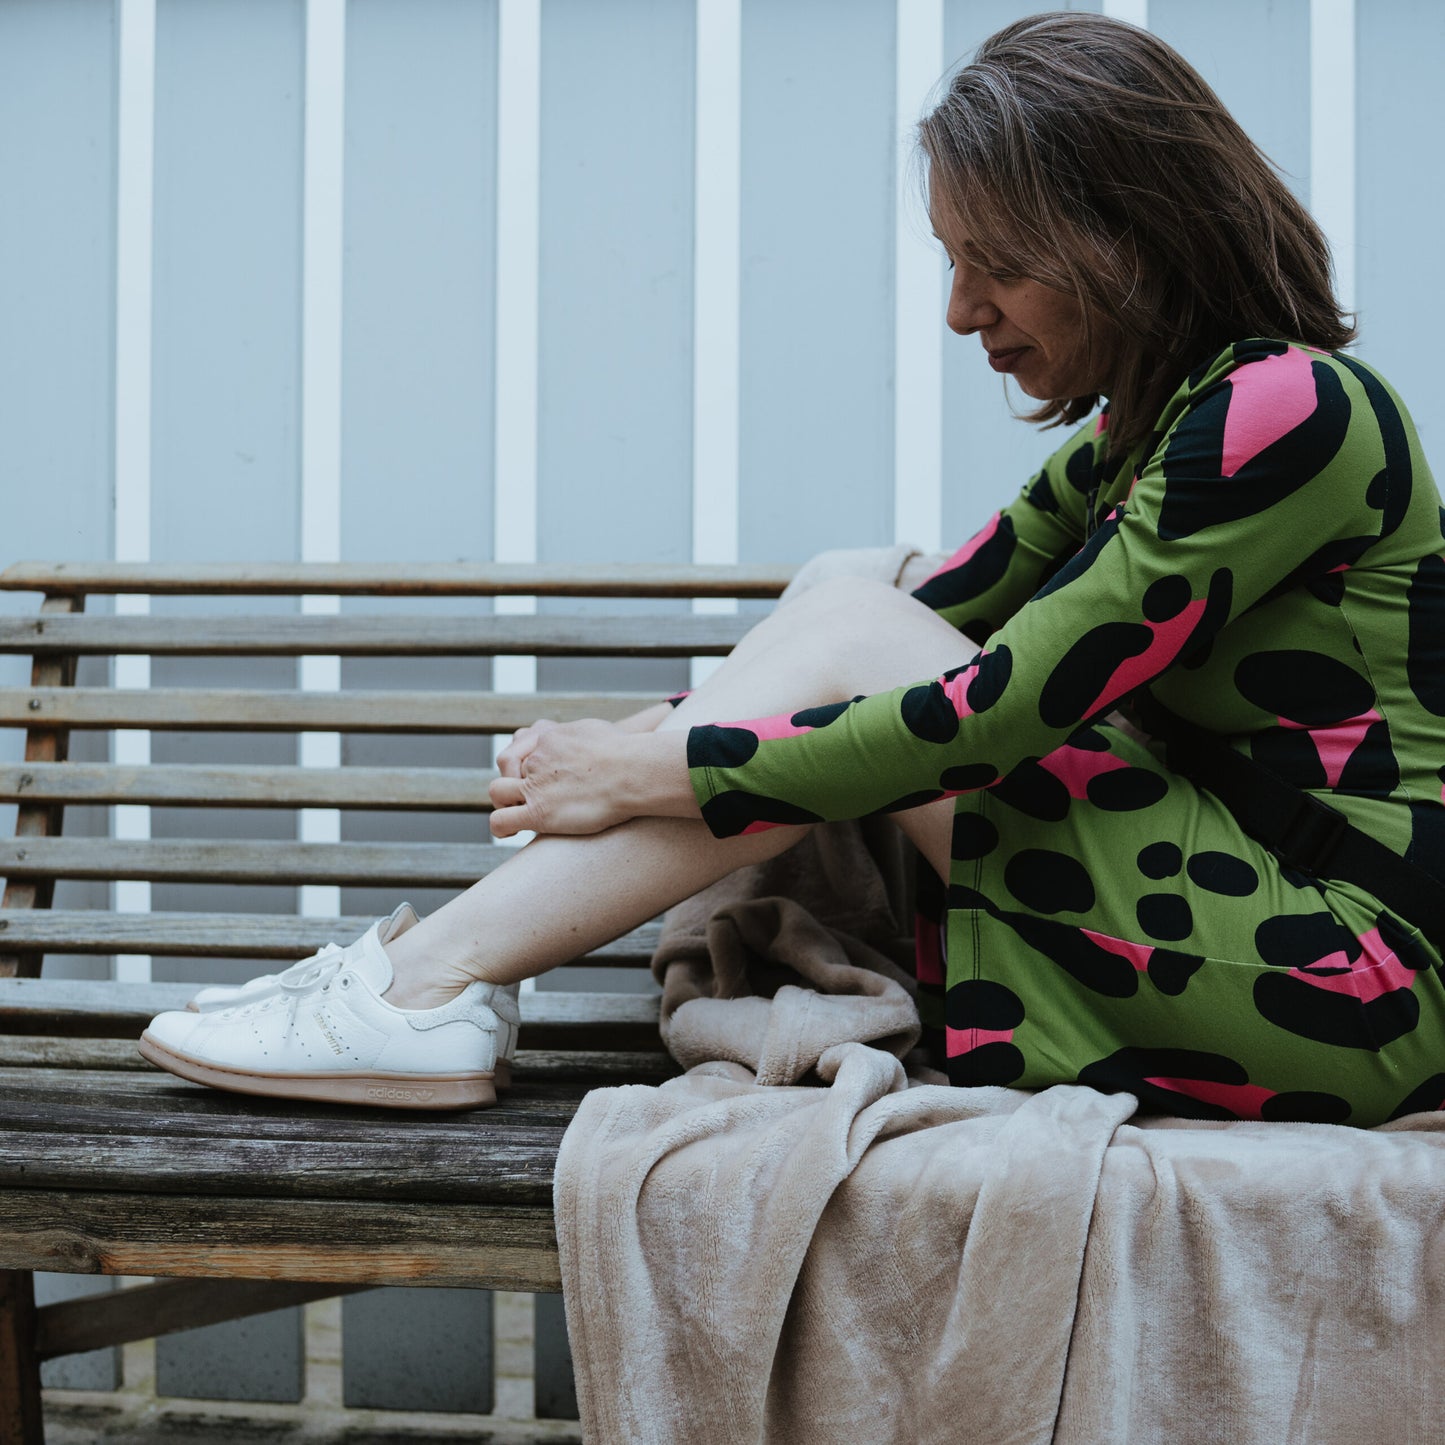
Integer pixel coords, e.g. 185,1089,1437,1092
1136,698,1445,949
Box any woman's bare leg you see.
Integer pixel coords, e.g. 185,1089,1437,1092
384,578,973,1007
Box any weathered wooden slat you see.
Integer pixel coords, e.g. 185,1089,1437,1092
0,560,793,599
36,1278,370,1361
0,977,662,1048
0,761,497,809
0,1082,588,1140
0,1128,563,1205
0,687,653,732
0,1189,561,1291
0,1042,676,1084
0,908,661,962
0,611,753,656
0,837,508,887
0,1038,149,1070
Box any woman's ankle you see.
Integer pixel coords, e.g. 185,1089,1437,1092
380,920,517,1010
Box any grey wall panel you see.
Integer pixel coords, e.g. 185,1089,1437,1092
0,0,115,564
149,0,309,1404
154,1302,305,1404
0,0,117,849
342,1286,493,1413
534,1289,579,1420
1150,0,1311,205
1356,1,1445,453
151,0,304,559
35,1275,120,1392
737,0,895,564
537,0,695,569
533,0,695,952
341,0,499,566
937,0,1103,545
148,0,306,979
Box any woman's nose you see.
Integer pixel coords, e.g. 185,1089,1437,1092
946,270,1000,336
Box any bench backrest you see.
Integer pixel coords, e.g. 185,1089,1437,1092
0,561,791,1047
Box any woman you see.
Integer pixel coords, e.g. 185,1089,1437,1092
141,13,1445,1126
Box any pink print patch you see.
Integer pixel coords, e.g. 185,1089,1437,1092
1145,1077,1276,1119
1038,744,1131,800
1087,596,1208,716
724,713,815,744
1093,412,1109,436
915,917,946,987
920,512,1002,587
1081,928,1154,972
1220,348,1318,478
939,661,980,722
946,1025,1014,1055
1290,927,1417,1003
738,819,782,837
1276,710,1381,789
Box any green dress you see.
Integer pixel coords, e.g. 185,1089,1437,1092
686,339,1445,1126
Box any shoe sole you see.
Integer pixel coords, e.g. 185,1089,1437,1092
173,1015,516,1094
138,1031,509,1111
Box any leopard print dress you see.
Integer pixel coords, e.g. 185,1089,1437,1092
686,339,1445,1126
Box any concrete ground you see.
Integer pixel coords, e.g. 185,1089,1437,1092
43,1293,583,1445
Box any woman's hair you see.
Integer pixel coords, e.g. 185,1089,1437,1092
919,12,1356,453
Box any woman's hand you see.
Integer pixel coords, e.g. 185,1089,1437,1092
494,702,675,782
488,722,695,838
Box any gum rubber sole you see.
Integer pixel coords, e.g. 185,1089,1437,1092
169,1023,514,1090
138,1031,501,1111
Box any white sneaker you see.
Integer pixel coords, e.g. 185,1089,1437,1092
140,919,521,1111
187,903,420,1012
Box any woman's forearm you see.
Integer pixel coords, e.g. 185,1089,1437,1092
615,700,675,734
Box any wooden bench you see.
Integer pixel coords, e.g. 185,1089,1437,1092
0,560,792,1444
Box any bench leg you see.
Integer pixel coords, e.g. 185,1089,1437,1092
0,1270,44,1445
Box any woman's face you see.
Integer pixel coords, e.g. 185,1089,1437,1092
931,202,1118,401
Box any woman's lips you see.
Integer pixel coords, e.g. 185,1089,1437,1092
987,346,1030,374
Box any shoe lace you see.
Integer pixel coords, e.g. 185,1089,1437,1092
276,942,346,996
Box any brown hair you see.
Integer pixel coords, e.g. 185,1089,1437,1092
918,12,1355,453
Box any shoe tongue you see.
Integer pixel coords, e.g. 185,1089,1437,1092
346,923,395,994
382,902,418,942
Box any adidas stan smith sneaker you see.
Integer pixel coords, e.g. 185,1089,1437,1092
139,915,520,1111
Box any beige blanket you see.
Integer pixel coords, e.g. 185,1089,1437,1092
555,837,1445,1444
554,547,1445,1443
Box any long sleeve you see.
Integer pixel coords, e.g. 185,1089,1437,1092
689,342,1397,838
908,418,1101,640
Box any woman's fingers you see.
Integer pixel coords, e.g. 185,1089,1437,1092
487,775,533,838
495,718,560,778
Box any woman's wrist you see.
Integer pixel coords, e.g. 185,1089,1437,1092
620,730,699,820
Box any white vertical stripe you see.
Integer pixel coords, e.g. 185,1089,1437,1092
892,0,944,555
299,0,346,920
690,0,741,690
112,0,156,985
493,0,541,621
1101,0,1148,29
494,0,542,874
1310,0,1355,324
